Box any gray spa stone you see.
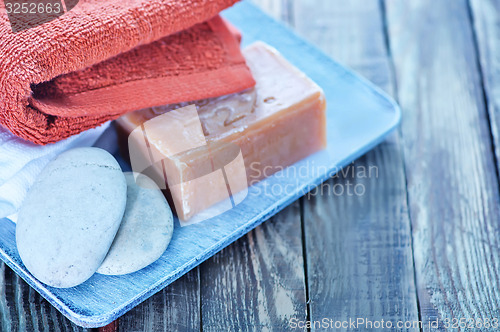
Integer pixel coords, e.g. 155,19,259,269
16,147,127,288
97,172,173,275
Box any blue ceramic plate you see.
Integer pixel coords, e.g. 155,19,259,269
0,1,400,327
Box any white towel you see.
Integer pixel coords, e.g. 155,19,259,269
0,122,110,221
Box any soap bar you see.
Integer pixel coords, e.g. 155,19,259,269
116,42,327,221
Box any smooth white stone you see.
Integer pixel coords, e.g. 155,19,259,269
96,172,173,275
16,147,127,288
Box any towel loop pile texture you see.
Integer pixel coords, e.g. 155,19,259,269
0,0,255,145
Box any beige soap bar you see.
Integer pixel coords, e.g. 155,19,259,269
116,41,327,221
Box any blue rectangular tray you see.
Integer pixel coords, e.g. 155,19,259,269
0,1,400,328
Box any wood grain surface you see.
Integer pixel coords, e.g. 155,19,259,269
386,0,500,330
294,0,419,330
0,263,89,332
117,269,201,332
470,0,500,174
200,202,306,332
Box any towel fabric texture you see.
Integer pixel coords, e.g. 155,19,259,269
0,0,255,145
0,122,110,220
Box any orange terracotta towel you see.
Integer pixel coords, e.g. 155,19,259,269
0,0,255,145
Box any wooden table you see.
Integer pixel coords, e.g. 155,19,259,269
2,0,500,330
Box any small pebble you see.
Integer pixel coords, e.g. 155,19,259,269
16,147,127,288
96,172,173,275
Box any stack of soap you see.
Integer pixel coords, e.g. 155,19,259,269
116,41,327,221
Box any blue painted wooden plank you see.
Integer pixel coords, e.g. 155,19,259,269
200,202,307,331
0,264,90,331
470,0,500,175
294,1,420,330
117,269,200,332
386,0,500,330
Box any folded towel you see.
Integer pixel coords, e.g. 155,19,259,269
0,0,255,145
0,122,109,220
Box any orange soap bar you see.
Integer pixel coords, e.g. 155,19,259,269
116,41,327,222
